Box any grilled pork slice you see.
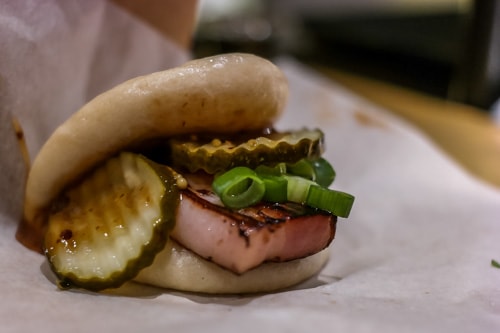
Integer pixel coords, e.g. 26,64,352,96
170,175,337,274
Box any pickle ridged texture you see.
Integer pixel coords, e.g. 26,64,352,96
170,129,325,174
44,152,179,291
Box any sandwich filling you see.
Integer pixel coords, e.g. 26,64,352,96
43,128,354,291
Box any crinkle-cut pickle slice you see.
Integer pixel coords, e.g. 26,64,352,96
44,152,179,292
170,128,325,174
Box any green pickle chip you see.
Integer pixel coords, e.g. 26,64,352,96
170,128,324,174
44,152,179,291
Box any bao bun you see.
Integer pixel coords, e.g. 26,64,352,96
19,53,329,293
136,240,329,294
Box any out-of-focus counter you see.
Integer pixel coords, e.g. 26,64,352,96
317,67,500,188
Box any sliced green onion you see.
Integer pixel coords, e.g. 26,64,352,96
213,161,354,218
255,164,281,176
306,185,354,218
309,158,336,188
287,158,336,188
260,174,288,202
283,175,316,203
212,167,265,209
287,159,316,181
254,166,288,202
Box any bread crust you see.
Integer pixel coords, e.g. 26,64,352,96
136,239,330,294
20,53,288,248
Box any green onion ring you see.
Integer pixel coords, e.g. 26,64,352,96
283,158,336,188
260,174,288,202
306,185,354,217
309,158,336,188
255,166,288,203
287,159,316,181
212,167,265,209
283,175,316,203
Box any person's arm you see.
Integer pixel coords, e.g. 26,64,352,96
111,0,198,49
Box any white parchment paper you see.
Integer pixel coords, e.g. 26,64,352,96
1,1,500,332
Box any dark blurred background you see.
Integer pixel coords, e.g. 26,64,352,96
193,0,500,112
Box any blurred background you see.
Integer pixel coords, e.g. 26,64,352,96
193,0,500,113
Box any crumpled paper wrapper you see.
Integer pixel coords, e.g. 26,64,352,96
1,1,500,332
